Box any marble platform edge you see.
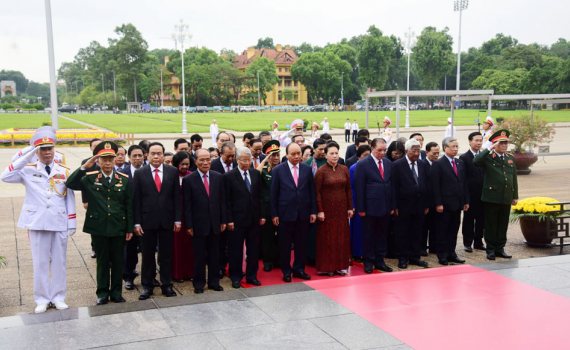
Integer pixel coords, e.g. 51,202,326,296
472,254,570,271
0,282,315,329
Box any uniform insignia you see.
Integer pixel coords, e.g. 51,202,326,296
501,131,506,136
94,182,103,186
58,164,70,169
86,171,99,175
116,171,129,177
115,184,123,187
115,174,120,180
27,163,36,166
508,160,513,164
105,143,112,150
33,174,42,177
492,153,496,158
42,136,49,142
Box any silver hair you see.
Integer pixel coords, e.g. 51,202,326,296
405,138,421,151
442,137,457,149
236,146,252,158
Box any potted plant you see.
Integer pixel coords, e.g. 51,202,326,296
302,118,309,132
510,197,566,246
496,115,556,175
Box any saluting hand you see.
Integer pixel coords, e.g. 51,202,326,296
83,155,99,170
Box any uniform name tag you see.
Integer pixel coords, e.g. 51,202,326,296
33,174,42,178
94,182,103,186
115,184,123,187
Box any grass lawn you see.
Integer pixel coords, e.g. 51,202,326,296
61,109,568,133
61,113,210,134
0,114,84,130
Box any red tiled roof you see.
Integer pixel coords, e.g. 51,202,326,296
235,48,298,69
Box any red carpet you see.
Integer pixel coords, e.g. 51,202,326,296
306,265,570,350
239,254,379,288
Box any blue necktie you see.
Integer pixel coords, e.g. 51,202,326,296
45,165,51,175
411,162,419,185
244,171,251,193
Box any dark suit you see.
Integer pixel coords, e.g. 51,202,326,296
354,155,395,268
224,168,263,282
345,144,357,160
208,156,237,273
182,170,226,289
422,160,437,252
460,150,485,248
119,164,139,282
430,156,470,260
420,150,427,161
133,164,182,290
345,155,358,170
392,157,430,262
270,161,317,276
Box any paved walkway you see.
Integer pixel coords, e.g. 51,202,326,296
2,255,570,349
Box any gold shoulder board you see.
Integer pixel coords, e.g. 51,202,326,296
86,170,99,175
117,171,129,177
59,164,71,169
26,163,36,166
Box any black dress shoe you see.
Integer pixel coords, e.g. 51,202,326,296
448,257,465,264
194,288,204,294
420,250,428,257
464,245,473,253
409,259,429,268
474,244,486,251
138,288,153,300
283,274,292,282
398,261,408,269
293,272,311,280
246,279,261,286
91,251,97,259
263,265,272,272
97,297,108,305
487,253,496,260
133,270,140,277
162,286,177,297
153,279,160,287
124,280,134,290
232,281,241,289
375,263,393,272
364,266,373,274
439,259,449,265
496,251,512,258
208,285,224,292
110,296,126,303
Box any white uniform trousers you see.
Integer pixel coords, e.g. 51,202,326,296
211,133,218,146
29,230,68,305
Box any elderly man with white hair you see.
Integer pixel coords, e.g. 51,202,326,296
391,138,431,269
223,146,264,288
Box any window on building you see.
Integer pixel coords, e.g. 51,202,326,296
279,68,282,72
284,78,292,88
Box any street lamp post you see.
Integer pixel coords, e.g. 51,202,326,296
454,0,469,91
173,19,191,135
160,68,164,108
111,70,116,104
404,27,416,129
100,73,105,108
257,70,260,110
341,71,344,111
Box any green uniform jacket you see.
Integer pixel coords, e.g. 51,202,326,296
66,168,134,236
473,148,519,204
261,164,273,218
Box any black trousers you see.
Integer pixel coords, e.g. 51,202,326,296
435,209,461,260
394,211,425,262
462,197,485,247
193,233,220,289
344,129,350,142
228,225,260,282
484,202,511,254
92,235,124,298
140,228,173,289
422,206,436,251
279,218,309,276
352,130,357,142
123,234,139,281
361,215,389,268
261,216,280,267
219,231,228,273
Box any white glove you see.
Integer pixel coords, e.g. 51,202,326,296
67,229,76,236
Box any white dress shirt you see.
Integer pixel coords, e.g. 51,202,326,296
287,161,300,180
370,153,384,173
197,169,210,184
351,122,359,131
406,155,418,178
149,164,163,182
130,164,142,178
239,168,250,181
344,122,351,130
219,158,234,172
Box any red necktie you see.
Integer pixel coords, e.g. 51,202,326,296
254,158,258,168
154,168,161,192
378,160,384,180
452,159,458,177
226,164,231,172
203,174,210,196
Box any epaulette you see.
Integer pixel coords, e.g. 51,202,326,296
506,152,512,157
117,171,129,177
86,170,99,175
26,163,36,166
58,164,70,169
56,150,65,155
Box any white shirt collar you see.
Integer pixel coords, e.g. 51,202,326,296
197,169,209,179
150,163,163,173
288,160,299,169
470,148,479,156
444,154,455,163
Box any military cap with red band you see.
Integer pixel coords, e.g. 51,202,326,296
30,130,57,148
490,129,510,143
263,140,280,155
93,141,118,157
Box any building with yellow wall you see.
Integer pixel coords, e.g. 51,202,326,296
234,44,308,106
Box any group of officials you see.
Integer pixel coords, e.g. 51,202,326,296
1,114,519,313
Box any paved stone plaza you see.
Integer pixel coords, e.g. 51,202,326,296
0,122,569,349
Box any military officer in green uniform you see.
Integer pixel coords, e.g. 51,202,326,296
256,140,281,271
473,129,519,260
66,141,134,305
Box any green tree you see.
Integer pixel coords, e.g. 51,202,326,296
254,37,274,49
471,68,528,94
550,38,570,59
0,70,29,94
522,56,564,93
245,57,279,105
413,26,455,90
26,82,51,104
357,26,394,90
498,44,543,71
480,33,518,56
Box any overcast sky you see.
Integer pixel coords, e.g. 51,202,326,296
1,0,567,83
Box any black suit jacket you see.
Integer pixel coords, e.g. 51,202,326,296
392,157,430,214
459,151,484,202
210,157,238,174
430,156,470,211
420,150,427,161
345,155,358,169
133,164,182,230
345,144,357,160
182,170,226,236
224,167,263,227
270,162,317,222
80,157,100,203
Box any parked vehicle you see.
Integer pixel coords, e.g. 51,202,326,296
59,105,77,113
195,106,208,113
